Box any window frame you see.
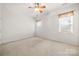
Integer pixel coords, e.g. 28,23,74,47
58,11,74,33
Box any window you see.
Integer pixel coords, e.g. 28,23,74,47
58,11,74,33
37,21,42,27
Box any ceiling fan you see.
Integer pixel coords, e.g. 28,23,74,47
28,3,46,13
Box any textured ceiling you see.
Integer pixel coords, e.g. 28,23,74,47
25,3,75,11
24,3,76,18
25,3,75,13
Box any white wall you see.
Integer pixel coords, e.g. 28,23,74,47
36,4,79,45
2,4,35,43
0,4,2,44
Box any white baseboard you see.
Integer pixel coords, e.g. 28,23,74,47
37,35,79,47
1,34,34,45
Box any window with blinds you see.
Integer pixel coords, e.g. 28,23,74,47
58,11,74,32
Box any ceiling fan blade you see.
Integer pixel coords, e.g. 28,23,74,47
34,6,46,8
28,6,46,8
39,6,46,8
28,3,46,10
28,6,35,8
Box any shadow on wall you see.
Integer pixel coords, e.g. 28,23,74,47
77,30,79,55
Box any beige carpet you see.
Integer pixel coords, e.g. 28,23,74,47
0,37,79,56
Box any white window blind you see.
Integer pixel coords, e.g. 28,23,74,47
58,11,74,32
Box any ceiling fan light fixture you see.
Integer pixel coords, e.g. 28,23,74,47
35,8,40,12
28,3,46,13
35,8,44,13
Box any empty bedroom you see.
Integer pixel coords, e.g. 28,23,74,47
0,3,79,56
